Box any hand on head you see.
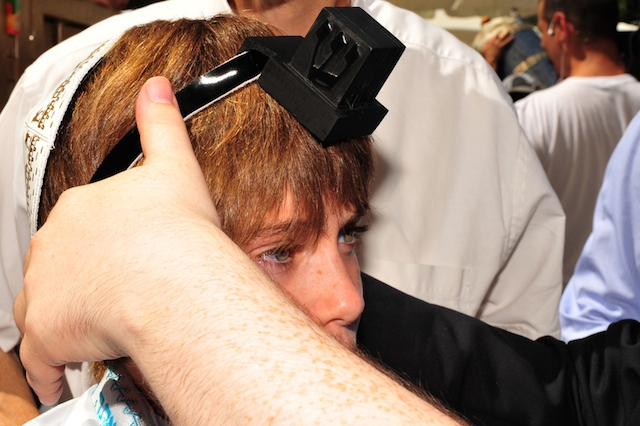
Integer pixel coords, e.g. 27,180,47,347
481,30,514,72
14,77,220,405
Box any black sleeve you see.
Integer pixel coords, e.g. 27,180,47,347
356,273,640,426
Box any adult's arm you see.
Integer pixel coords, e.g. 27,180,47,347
359,274,640,426
14,77,466,426
559,111,640,341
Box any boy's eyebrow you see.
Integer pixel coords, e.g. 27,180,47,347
253,221,302,238
343,213,367,227
253,212,366,239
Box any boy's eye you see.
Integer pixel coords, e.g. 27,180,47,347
340,222,369,244
261,249,291,263
340,230,357,244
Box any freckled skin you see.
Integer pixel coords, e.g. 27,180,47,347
243,195,364,351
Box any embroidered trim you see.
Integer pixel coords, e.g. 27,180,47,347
23,35,123,236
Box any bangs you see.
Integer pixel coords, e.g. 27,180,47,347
189,83,374,248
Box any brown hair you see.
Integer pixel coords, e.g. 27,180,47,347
542,0,618,43
41,15,374,250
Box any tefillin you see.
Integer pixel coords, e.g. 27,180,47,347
91,7,405,183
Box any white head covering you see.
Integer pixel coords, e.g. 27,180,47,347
22,35,122,236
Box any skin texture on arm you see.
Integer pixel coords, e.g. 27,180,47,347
15,77,466,426
0,349,39,426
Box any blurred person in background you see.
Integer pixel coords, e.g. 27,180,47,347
515,0,640,285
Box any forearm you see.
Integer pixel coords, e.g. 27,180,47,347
126,222,465,425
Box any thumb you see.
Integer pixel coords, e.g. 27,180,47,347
134,76,220,225
135,76,199,169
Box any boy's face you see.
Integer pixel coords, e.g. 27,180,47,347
242,194,364,350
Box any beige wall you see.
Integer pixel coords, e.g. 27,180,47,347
389,0,538,18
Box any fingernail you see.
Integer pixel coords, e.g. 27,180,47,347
146,77,175,104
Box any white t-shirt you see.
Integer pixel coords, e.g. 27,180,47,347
515,75,640,284
0,0,563,371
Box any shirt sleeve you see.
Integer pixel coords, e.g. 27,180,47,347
358,273,640,426
0,77,30,352
559,111,640,342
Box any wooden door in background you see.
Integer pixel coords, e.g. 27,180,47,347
0,0,115,108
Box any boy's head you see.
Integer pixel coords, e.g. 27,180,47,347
38,15,374,347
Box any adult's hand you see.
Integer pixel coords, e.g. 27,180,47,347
481,30,514,72
15,76,220,406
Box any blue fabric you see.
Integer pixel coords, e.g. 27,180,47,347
560,110,640,342
499,28,557,88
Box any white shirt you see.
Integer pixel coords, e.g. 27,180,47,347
0,0,563,363
358,0,563,340
515,75,640,285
